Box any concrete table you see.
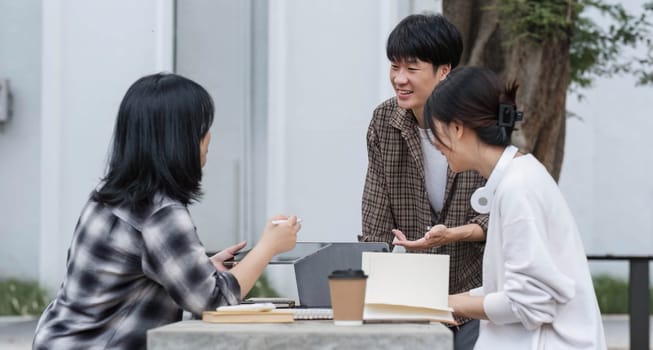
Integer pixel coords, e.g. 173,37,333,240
147,320,453,350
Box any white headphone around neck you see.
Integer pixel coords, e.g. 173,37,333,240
470,145,519,214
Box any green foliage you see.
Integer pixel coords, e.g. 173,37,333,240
245,274,279,299
0,279,50,316
593,275,629,313
493,0,579,43
0,274,281,315
592,274,653,314
494,0,653,94
571,0,653,92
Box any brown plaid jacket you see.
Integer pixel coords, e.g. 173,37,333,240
359,97,488,325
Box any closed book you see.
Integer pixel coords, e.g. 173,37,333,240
202,309,295,323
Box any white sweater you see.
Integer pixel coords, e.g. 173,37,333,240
473,154,606,350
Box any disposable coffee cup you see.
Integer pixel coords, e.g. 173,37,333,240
328,269,368,326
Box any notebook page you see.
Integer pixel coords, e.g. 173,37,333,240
361,252,450,311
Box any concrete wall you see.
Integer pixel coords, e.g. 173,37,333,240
38,0,173,291
263,0,414,297
0,0,42,280
559,0,653,280
561,71,653,279
266,0,406,242
175,0,254,251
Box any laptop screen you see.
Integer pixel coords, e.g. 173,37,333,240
229,242,331,265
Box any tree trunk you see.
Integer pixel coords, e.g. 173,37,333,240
443,0,572,181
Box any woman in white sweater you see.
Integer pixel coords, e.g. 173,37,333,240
393,67,606,349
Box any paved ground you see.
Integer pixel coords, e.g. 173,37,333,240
0,317,36,350
602,315,652,350
1,315,651,349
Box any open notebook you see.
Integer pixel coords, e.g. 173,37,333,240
361,252,455,324
292,308,333,320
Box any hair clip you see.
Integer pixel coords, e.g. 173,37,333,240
498,103,523,128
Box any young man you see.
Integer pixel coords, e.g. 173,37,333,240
359,14,487,350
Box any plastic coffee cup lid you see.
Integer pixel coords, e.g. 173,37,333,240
328,269,368,279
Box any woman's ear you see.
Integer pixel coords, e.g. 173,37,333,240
452,120,465,139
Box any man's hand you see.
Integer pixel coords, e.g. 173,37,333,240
391,224,450,250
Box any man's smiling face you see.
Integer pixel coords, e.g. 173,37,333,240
389,58,447,114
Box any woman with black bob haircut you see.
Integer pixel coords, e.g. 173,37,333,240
33,73,300,350
419,67,606,349
94,72,215,209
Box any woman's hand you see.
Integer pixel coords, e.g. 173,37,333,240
258,215,301,256
448,292,487,320
448,292,467,317
391,224,450,250
210,240,247,272
228,215,300,298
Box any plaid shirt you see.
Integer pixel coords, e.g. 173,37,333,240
33,193,240,350
360,97,488,324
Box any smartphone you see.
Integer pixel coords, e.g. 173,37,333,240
222,249,251,267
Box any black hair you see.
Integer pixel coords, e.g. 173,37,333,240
93,72,214,210
424,66,519,147
386,13,463,69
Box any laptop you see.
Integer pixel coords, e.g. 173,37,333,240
292,242,389,308
227,241,389,307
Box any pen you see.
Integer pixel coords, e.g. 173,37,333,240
271,218,303,225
